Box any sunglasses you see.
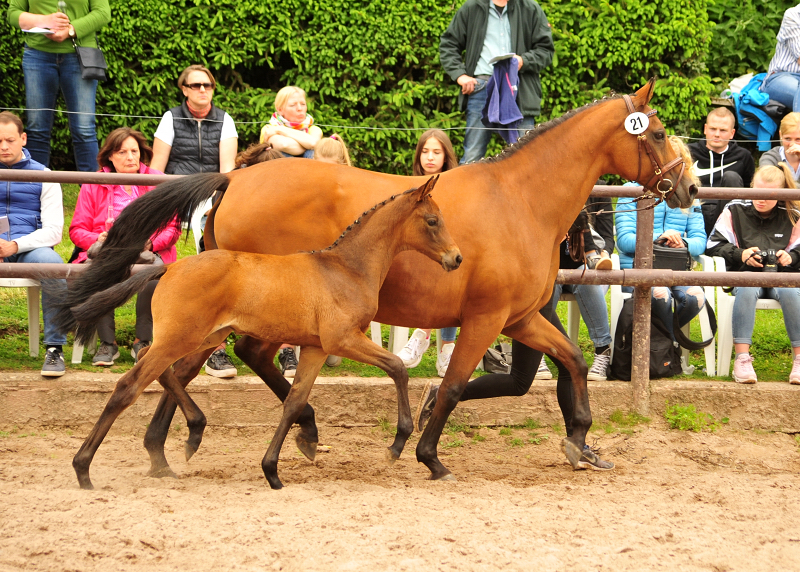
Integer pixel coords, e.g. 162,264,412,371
184,82,214,90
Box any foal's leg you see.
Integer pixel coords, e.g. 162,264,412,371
153,358,207,463
504,312,591,468
73,352,176,490
234,335,320,461
143,348,214,478
262,346,327,490
331,333,413,462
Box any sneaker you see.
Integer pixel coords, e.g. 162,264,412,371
131,340,150,364
325,355,342,367
205,348,237,378
790,355,800,385
586,254,613,271
436,343,455,378
41,347,65,377
587,348,611,381
396,329,430,369
577,444,615,471
278,347,298,378
732,353,757,384
92,342,120,366
535,356,552,380
414,380,439,433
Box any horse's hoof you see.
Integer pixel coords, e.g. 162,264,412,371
266,475,284,490
386,447,400,466
147,466,178,479
430,473,457,482
561,438,583,469
77,477,94,490
185,441,199,462
295,433,318,462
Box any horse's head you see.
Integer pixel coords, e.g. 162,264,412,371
623,79,698,209
407,175,462,272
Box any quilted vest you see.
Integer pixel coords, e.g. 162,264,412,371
165,102,225,175
0,148,45,242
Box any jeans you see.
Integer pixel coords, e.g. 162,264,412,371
761,72,800,112
732,287,800,347
551,280,612,349
460,79,536,164
21,46,98,171
440,327,457,343
280,149,315,159
4,247,67,346
651,285,704,339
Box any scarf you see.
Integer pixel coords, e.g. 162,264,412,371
269,111,314,133
186,100,212,119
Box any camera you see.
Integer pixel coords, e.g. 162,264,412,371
756,249,778,272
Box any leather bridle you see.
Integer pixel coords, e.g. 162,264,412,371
622,93,685,207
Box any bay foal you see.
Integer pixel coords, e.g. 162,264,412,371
68,177,461,489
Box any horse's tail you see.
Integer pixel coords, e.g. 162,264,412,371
52,173,229,337
70,265,169,344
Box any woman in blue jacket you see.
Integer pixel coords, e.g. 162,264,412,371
616,136,708,339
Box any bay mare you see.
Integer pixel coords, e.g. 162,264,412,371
65,178,462,490
55,81,697,482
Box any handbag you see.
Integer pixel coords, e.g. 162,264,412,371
71,37,107,81
483,342,512,374
652,240,692,271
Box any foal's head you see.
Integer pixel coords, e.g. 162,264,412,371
402,176,462,272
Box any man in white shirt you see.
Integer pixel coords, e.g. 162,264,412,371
0,111,67,376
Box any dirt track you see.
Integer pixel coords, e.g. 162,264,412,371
2,422,800,572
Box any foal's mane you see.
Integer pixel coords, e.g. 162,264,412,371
483,93,623,164
304,186,421,254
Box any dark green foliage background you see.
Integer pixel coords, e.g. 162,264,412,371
0,0,789,172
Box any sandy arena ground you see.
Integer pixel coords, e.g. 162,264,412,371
2,421,800,572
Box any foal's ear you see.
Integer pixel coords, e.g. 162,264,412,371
416,174,439,202
633,77,657,109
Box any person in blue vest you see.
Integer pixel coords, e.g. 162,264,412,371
150,64,239,378
762,5,800,112
0,111,67,377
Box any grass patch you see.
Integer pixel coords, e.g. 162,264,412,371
498,427,512,436
664,402,725,432
522,418,543,430
377,416,396,436
509,437,525,447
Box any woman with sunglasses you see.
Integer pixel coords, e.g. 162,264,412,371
150,64,238,175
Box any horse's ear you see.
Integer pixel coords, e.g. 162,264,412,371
633,77,657,108
416,174,439,202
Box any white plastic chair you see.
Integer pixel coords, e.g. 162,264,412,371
0,278,41,357
711,255,782,376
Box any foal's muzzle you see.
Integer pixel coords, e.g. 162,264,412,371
442,249,463,272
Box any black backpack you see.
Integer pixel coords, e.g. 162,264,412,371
609,298,683,381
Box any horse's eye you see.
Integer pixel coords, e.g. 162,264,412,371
427,218,438,227
655,131,665,141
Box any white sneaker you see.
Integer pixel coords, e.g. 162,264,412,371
535,356,552,380
397,329,430,368
587,348,611,381
437,343,455,377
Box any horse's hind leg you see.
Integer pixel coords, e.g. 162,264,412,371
73,354,174,489
154,362,207,463
235,335,320,461
329,333,413,462
143,348,213,478
505,312,592,468
262,346,326,490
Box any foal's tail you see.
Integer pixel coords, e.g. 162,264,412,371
71,265,169,345
52,173,230,339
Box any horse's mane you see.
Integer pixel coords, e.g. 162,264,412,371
483,93,623,164
304,186,421,254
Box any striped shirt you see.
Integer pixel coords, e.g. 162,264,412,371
768,6,800,75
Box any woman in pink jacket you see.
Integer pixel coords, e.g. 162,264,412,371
70,127,180,366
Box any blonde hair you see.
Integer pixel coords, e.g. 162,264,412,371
177,64,216,90
314,134,351,166
668,136,701,207
752,164,800,224
706,107,735,128
780,112,800,136
274,86,306,113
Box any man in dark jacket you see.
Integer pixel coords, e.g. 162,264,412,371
688,107,755,237
439,0,554,164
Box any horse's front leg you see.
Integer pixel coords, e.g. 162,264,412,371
74,354,174,490
329,333,413,462
416,317,506,481
143,348,213,478
234,335,320,462
261,346,326,490
505,312,592,468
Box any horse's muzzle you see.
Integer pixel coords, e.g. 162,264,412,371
441,249,463,272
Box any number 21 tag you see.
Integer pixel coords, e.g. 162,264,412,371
625,112,649,135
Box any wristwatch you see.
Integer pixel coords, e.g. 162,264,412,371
68,26,75,37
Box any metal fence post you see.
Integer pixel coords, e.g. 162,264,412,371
631,198,654,415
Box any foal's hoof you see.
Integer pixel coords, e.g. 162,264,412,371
185,441,199,462
147,465,178,479
430,473,457,482
386,447,400,466
561,438,583,470
295,433,318,462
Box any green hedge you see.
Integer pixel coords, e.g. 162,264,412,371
0,0,783,173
